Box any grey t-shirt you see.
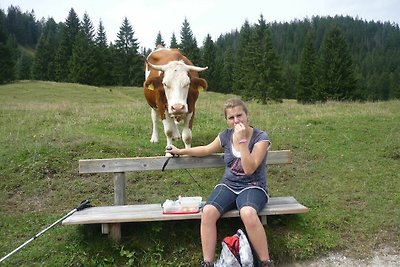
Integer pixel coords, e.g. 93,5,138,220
218,127,270,193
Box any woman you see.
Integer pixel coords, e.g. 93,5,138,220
166,98,273,267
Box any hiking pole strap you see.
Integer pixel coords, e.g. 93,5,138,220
77,199,92,211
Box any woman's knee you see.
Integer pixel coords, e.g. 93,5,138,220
201,204,220,225
240,206,260,227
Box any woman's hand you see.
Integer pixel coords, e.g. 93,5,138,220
164,136,222,158
165,145,180,156
234,122,247,141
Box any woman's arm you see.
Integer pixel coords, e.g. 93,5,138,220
165,136,222,157
239,140,269,176
234,123,269,175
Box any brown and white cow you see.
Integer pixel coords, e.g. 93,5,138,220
144,47,208,149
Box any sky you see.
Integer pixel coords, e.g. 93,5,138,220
1,0,399,49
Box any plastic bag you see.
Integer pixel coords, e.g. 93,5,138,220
215,229,253,267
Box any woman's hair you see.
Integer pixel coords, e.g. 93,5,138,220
223,98,248,119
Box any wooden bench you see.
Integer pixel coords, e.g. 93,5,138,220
62,150,308,240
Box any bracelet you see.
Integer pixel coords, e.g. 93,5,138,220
238,139,247,144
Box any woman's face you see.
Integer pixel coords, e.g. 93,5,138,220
225,106,248,129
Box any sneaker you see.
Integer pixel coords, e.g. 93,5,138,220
200,260,214,267
259,259,274,267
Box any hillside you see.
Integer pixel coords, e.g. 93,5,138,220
2,6,400,100
0,81,399,266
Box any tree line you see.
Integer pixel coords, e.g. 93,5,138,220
1,5,399,103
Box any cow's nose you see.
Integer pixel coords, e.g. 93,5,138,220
171,104,185,114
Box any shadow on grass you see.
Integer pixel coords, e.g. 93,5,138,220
68,215,314,266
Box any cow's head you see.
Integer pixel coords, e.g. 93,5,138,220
147,60,207,119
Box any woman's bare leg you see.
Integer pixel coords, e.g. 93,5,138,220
240,206,270,261
200,204,221,262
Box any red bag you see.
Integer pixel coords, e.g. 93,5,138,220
215,229,253,267
223,234,240,260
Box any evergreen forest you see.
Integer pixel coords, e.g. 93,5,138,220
1,5,399,103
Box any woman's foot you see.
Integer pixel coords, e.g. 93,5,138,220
200,260,214,267
259,259,274,267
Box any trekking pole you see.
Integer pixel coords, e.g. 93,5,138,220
163,146,205,190
0,199,91,263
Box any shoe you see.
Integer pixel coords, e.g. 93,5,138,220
259,259,274,267
200,260,214,267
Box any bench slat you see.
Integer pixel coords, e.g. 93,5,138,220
62,196,308,225
79,150,292,174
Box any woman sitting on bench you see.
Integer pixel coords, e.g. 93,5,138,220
166,98,273,267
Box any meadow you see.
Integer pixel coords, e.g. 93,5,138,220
0,81,399,266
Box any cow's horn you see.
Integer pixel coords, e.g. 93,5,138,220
187,65,208,72
146,60,168,71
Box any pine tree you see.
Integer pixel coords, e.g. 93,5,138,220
5,8,38,80
232,20,252,96
6,34,19,79
179,18,200,63
54,8,80,81
142,47,152,57
219,47,234,93
297,30,318,103
389,69,400,99
319,26,358,100
5,6,24,45
32,18,59,81
155,31,165,48
200,34,216,90
0,14,15,83
114,17,142,86
233,15,283,103
24,10,40,48
82,12,95,42
241,27,260,100
0,44,15,83
95,19,107,47
6,34,18,64
4,6,40,48
281,65,297,99
253,15,283,103
15,52,32,79
69,27,97,85
94,19,112,86
170,32,178,48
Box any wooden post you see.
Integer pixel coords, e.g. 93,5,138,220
114,172,126,205
111,172,126,241
109,223,121,241
260,215,268,226
101,223,109,234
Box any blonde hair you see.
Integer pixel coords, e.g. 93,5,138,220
223,98,248,119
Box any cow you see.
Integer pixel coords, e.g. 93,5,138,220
143,47,208,150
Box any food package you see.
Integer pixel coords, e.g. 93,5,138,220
162,196,203,214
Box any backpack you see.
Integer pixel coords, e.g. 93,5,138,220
215,229,254,267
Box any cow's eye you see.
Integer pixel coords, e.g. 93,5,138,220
163,82,168,88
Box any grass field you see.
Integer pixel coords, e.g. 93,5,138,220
0,81,399,266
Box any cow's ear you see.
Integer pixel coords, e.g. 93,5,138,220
145,76,163,91
195,77,208,92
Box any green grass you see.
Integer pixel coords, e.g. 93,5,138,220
0,81,399,266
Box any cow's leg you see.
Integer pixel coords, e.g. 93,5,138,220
150,108,159,143
172,121,181,140
181,112,193,148
162,115,175,148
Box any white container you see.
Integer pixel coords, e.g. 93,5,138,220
162,196,202,214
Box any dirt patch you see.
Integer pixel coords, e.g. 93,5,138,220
278,246,399,267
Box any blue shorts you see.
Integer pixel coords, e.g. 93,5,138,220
205,184,268,215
